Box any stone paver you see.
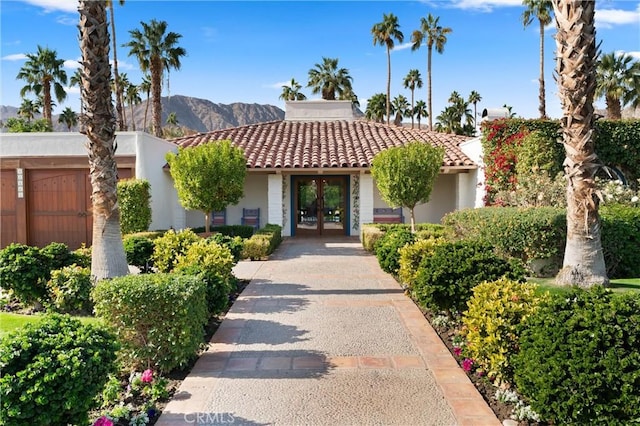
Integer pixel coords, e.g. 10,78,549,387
157,237,499,426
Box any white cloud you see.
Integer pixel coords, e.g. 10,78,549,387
1,53,27,61
64,59,81,69
625,51,640,60
392,42,414,52
65,86,80,94
21,0,76,13
56,15,77,26
596,5,640,28
109,59,135,71
449,0,522,12
265,81,292,89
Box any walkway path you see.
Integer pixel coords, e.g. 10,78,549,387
156,237,499,426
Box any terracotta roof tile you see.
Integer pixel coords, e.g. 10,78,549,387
171,120,476,169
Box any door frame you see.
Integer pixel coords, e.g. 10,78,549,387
290,175,350,237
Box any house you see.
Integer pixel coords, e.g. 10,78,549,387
0,100,485,248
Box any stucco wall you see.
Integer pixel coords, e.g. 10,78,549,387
459,137,485,208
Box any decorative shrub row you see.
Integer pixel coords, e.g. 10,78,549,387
442,205,640,278
0,314,119,426
374,227,415,275
92,273,208,373
411,240,526,315
191,224,255,239
513,287,640,424
242,224,283,260
0,242,90,306
397,237,445,288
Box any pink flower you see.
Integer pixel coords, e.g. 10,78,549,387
453,347,462,357
93,416,114,426
141,369,153,383
462,358,474,372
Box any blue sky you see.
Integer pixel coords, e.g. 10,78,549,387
1,0,639,121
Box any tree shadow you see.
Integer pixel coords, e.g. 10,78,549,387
210,318,309,346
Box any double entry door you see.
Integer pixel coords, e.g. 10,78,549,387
294,176,348,236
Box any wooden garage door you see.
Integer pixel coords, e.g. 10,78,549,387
27,169,132,249
0,170,17,248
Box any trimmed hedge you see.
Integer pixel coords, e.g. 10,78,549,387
117,179,152,234
374,227,415,275
151,229,200,273
242,224,283,260
600,205,640,278
514,287,640,424
92,273,208,373
0,314,118,426
0,243,51,305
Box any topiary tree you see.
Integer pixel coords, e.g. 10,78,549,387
166,140,246,233
117,179,152,234
371,142,444,232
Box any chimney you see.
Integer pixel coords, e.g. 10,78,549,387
284,100,358,122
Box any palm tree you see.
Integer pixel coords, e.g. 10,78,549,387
17,45,68,128
468,90,482,133
58,107,78,131
112,72,130,129
413,100,427,129
522,0,553,119
411,14,452,131
436,107,459,134
166,111,179,127
403,69,423,129
365,93,387,123
107,0,126,131
18,98,40,123
139,74,151,131
124,19,187,138
307,57,354,101
552,0,607,287
339,86,360,108
595,52,640,119
69,69,84,113
280,78,307,101
372,13,404,126
78,0,128,279
124,82,141,131
391,94,410,126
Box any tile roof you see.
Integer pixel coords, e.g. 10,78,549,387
171,120,476,169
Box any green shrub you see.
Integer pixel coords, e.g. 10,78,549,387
207,233,244,263
462,278,546,383
0,314,118,426
72,245,92,268
117,179,152,234
212,225,255,239
397,238,444,288
374,227,415,275
40,242,76,271
123,235,155,273
175,239,235,315
242,235,271,260
257,223,283,254
151,228,200,273
513,287,640,424
92,273,208,373
361,225,385,253
123,231,165,240
46,266,93,314
600,204,640,278
442,207,566,274
412,240,526,315
0,243,50,305
414,223,452,240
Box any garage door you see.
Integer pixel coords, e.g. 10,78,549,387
27,169,132,249
0,170,17,248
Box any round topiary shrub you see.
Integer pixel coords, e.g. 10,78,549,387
462,277,546,383
46,265,94,314
412,240,526,315
0,243,51,306
151,228,200,273
123,235,155,273
513,287,640,424
0,314,119,426
374,227,416,275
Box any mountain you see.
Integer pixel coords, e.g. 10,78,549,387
0,95,285,133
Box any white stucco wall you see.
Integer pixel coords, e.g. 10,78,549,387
359,173,374,231
282,175,291,237
459,137,485,208
267,174,283,228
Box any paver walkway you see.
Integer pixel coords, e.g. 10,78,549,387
156,237,499,426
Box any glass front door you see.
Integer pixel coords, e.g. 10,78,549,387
295,176,347,236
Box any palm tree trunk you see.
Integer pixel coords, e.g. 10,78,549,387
109,2,126,131
151,57,163,138
143,94,150,131
386,46,391,126
410,89,415,129
42,80,52,127
427,46,433,131
538,19,547,119
130,102,136,131
553,0,608,287
79,0,128,280
605,95,622,119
